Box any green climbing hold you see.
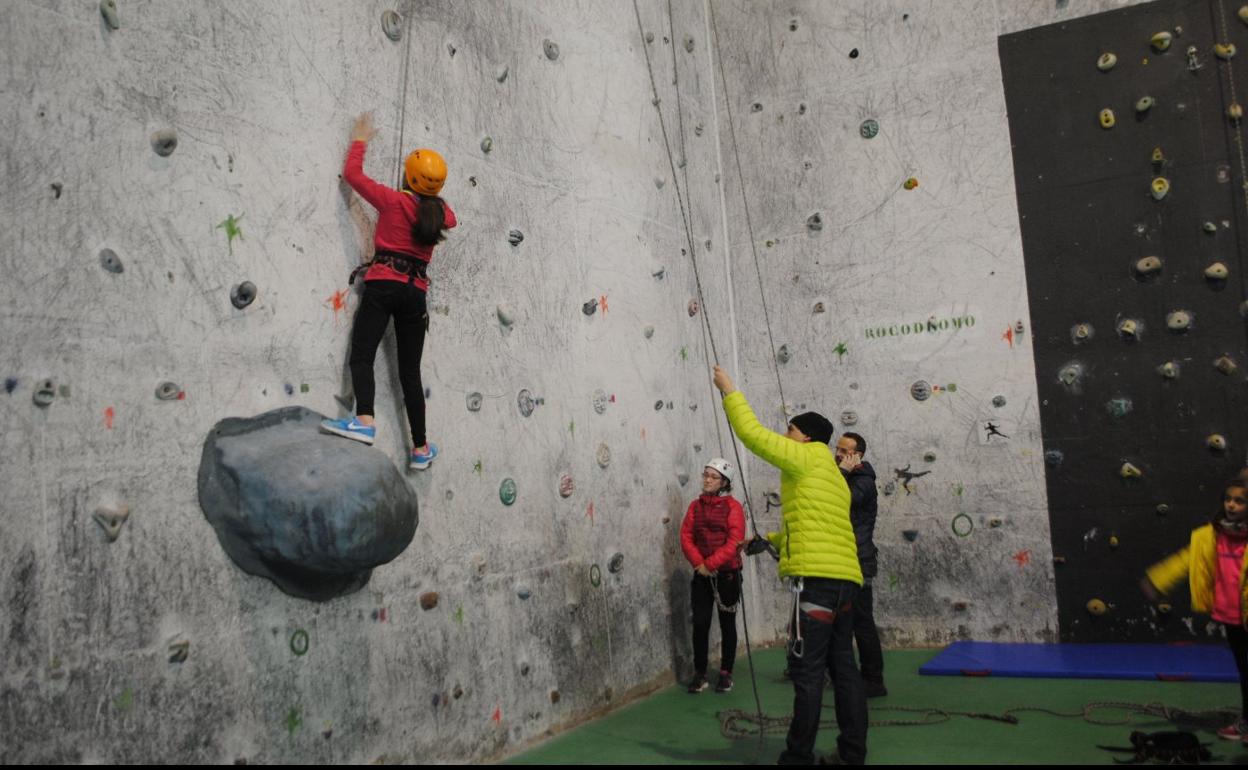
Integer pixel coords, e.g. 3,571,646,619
217,213,244,255
499,477,517,506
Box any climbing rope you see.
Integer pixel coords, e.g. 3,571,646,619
717,701,1241,739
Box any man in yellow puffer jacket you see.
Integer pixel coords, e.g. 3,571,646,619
713,365,867,765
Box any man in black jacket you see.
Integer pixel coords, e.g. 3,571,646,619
836,431,885,698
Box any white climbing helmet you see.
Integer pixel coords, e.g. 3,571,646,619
704,458,733,482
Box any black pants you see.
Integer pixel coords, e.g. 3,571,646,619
691,569,740,675
348,281,428,446
853,581,884,683
1225,624,1248,715
779,577,868,765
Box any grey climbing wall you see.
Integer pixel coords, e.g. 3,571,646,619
1001,0,1248,642
1,1,741,762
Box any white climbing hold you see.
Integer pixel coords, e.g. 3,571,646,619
93,504,130,542
1135,256,1162,275
497,303,515,327
100,0,120,30
381,10,402,41
1206,262,1229,280
496,65,509,83
1097,52,1117,71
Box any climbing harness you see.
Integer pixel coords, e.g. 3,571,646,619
1098,731,1213,765
348,249,430,287
709,573,739,614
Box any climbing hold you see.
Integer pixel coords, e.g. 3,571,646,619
1099,108,1115,129
902,530,919,542
652,399,664,412
1157,361,1180,380
1150,31,1172,52
495,65,510,83
951,513,974,537
1151,146,1165,165
168,641,190,664
589,564,602,587
33,380,56,407
381,10,402,41
592,389,608,415
992,395,1007,408
1116,318,1140,338
1216,42,1238,60
499,478,517,506
517,389,536,417
751,102,763,113
508,230,524,246
465,392,483,412
1151,177,1170,200
608,553,625,573
1044,450,1064,466
1215,355,1239,375
687,299,699,317
1157,603,1172,614
99,248,124,274
559,474,574,498
859,119,879,139
1120,462,1143,479
677,471,690,486
1188,45,1203,71
596,443,611,468
813,301,825,314
882,481,896,496
1072,323,1093,342
582,298,598,316
1134,96,1154,113
543,39,560,60
903,177,919,190
1166,310,1192,331
806,213,823,231
952,601,969,612
1086,598,1107,616
92,504,130,542
923,450,937,463
1205,262,1229,280
1058,363,1082,386
419,592,439,611
150,129,178,157
496,304,515,327
776,345,791,364
641,324,655,340
840,410,858,426
1241,5,1248,23
1207,434,1228,451
1241,300,1248,318
1109,535,1120,548
1097,52,1117,71
683,35,694,53
290,629,310,656
1135,256,1162,275
797,103,807,115
230,281,257,309
1204,221,1218,234
988,518,1004,528
4,377,16,394
155,381,180,401
910,380,931,401
1105,398,1132,418
1157,503,1171,515
645,31,655,43
849,48,860,58
100,0,119,29
480,136,493,154
1231,103,1244,121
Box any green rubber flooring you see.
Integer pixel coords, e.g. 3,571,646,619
508,647,1246,764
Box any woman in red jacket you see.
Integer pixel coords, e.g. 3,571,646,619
681,458,746,693
321,112,456,470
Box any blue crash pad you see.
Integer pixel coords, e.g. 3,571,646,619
918,641,1237,683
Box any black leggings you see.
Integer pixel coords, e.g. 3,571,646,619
1226,624,1248,715
691,569,741,675
348,280,428,446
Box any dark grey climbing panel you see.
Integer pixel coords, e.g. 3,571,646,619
1001,0,1248,642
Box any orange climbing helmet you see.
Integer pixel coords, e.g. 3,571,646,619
404,149,447,196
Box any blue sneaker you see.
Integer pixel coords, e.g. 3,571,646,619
410,443,438,470
319,417,376,445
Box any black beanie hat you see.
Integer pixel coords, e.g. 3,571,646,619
789,412,834,445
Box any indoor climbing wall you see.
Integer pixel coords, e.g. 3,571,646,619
706,0,1167,646
1001,0,1248,642
1,0,743,762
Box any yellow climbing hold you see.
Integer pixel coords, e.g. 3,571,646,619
1151,31,1172,52
1121,462,1143,479
1206,261,1230,280
1099,108,1116,128
1208,434,1228,451
1136,256,1162,275
1086,598,1108,616
1241,5,1248,24
1097,52,1118,71
903,177,919,190
1151,177,1170,200
1231,103,1244,121
1151,146,1165,164
1216,42,1238,60
1109,536,1120,548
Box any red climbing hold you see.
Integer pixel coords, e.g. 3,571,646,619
491,707,502,724
104,406,115,429
1002,327,1015,348
1013,549,1031,568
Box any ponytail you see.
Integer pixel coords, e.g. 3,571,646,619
411,194,447,246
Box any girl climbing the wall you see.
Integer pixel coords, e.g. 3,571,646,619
680,458,746,693
1142,478,1248,742
320,112,456,470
